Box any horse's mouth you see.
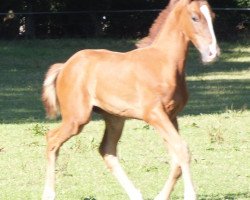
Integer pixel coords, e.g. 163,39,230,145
201,45,220,63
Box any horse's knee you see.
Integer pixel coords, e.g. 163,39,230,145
174,166,182,179
173,141,191,165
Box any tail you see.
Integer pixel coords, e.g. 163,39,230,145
42,63,64,119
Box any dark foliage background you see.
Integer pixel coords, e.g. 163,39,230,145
0,0,249,40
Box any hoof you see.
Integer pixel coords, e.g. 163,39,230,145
42,188,55,200
184,190,196,200
129,189,143,200
154,192,166,200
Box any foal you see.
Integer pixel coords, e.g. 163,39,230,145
42,0,219,199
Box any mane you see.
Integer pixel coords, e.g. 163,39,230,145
136,0,179,48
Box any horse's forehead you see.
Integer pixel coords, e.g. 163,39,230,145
200,4,212,19
188,1,210,13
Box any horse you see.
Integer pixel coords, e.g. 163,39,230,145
42,0,220,199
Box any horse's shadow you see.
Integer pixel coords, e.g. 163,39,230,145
198,192,250,200
80,191,250,200
81,197,97,200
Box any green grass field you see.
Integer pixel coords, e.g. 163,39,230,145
0,39,249,200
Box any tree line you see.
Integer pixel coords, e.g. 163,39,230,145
0,0,249,40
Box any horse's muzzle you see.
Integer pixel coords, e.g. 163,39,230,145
201,44,220,63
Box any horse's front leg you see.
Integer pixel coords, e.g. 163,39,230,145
154,161,182,200
146,109,196,200
154,117,182,200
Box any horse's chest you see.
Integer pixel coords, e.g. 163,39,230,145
162,87,188,116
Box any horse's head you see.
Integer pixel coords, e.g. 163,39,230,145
179,0,220,63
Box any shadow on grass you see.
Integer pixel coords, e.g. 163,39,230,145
78,191,250,200
80,197,97,200
144,192,250,200
198,192,250,200
0,60,249,124
182,77,250,115
186,56,250,76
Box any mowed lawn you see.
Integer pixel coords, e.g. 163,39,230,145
0,39,249,200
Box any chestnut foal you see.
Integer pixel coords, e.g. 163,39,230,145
42,0,219,199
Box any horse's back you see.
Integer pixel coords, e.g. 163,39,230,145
55,47,173,119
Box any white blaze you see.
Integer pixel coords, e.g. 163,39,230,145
200,5,217,57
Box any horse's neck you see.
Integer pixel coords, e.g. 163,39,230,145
151,10,189,77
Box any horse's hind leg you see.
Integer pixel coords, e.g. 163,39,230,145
42,122,85,200
99,113,143,200
42,101,92,200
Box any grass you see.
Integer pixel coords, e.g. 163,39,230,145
0,38,249,200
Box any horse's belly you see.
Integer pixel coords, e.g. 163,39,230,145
92,95,143,119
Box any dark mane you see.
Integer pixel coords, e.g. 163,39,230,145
136,0,179,48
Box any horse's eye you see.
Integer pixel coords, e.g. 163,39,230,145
192,16,199,22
